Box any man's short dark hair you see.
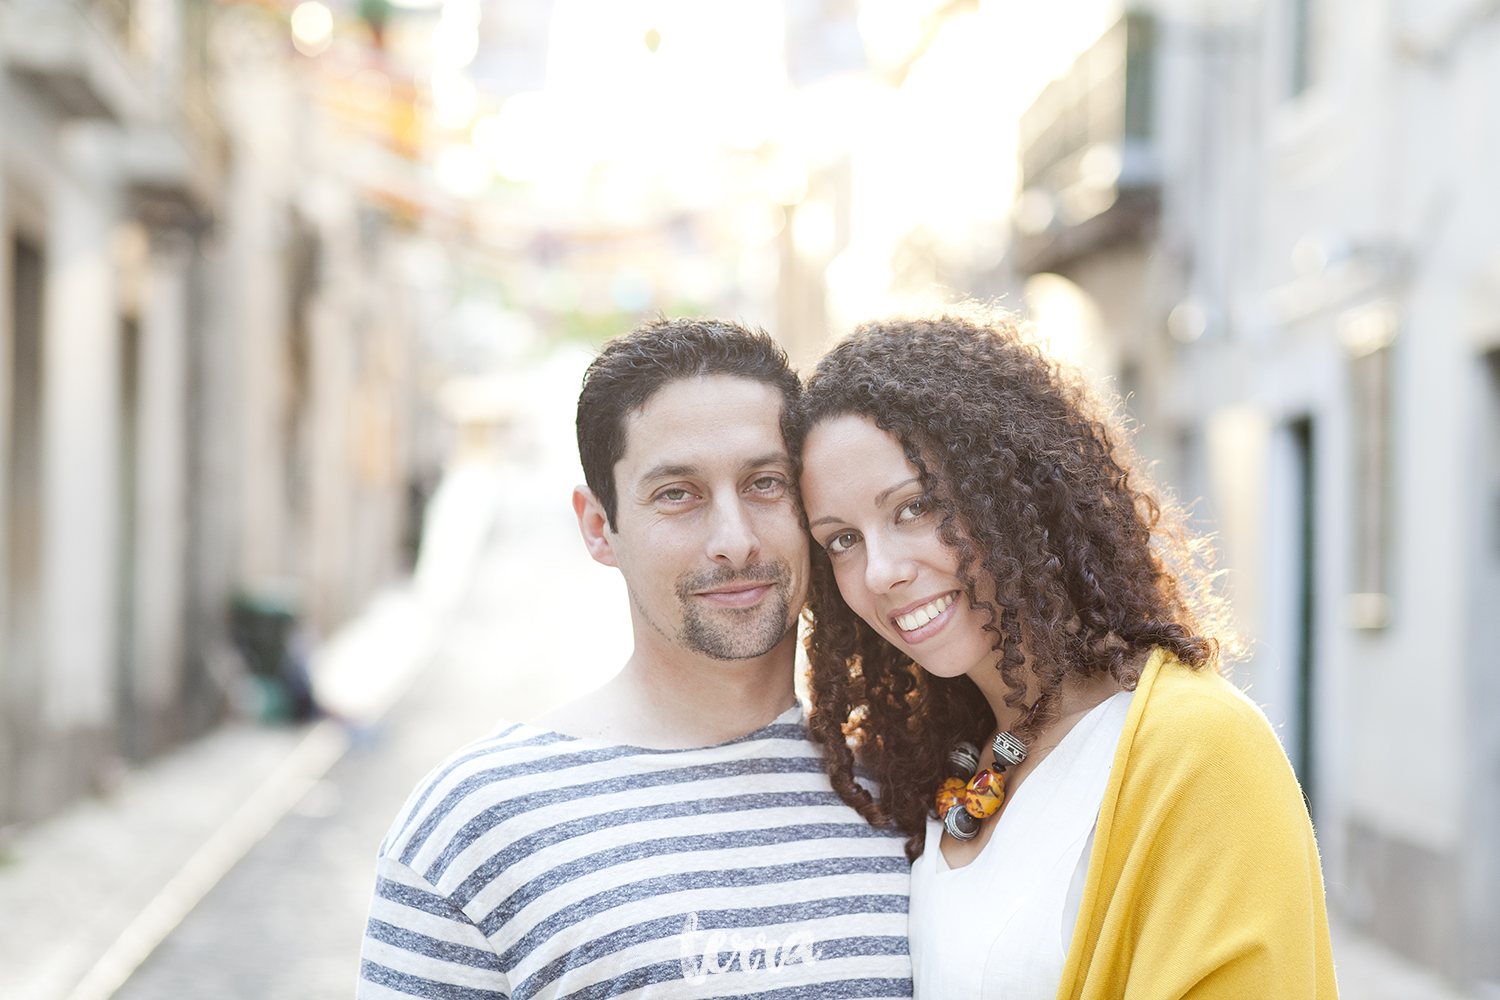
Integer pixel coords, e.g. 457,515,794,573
577,316,801,530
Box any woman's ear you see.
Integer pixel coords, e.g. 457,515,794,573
573,486,617,567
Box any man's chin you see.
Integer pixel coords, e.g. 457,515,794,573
680,606,796,662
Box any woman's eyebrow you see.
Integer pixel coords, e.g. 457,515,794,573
808,476,920,529
875,477,920,506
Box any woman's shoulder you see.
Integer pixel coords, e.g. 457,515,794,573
1111,652,1310,839
1128,653,1291,772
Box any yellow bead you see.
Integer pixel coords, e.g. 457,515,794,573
963,768,1005,819
935,777,967,815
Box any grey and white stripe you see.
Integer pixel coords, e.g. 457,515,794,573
359,707,912,1000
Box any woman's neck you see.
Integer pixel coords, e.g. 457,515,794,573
967,656,1123,746
1026,670,1123,744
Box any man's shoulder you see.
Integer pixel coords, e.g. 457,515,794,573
377,721,590,863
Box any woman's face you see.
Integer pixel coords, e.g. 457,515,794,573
801,414,997,680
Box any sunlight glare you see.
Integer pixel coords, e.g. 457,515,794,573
857,0,926,67
542,0,786,171
437,145,492,197
825,0,1119,322
734,198,787,247
765,149,809,206
472,93,557,183
433,15,480,69
432,71,476,128
1024,273,1116,388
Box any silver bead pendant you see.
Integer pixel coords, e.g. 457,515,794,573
991,730,1028,769
946,741,980,777
943,805,980,840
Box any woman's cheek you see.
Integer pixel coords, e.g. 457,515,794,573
833,564,871,618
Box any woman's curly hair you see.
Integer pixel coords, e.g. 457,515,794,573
799,310,1232,860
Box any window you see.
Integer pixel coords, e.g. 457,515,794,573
1289,0,1321,97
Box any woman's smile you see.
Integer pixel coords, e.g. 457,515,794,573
890,591,957,639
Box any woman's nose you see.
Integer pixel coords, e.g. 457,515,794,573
863,535,916,593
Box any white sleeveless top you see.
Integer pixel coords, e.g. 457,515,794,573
908,690,1134,1000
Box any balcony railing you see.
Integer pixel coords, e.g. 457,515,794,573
1012,12,1158,272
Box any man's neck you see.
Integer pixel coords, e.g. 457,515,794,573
531,631,800,749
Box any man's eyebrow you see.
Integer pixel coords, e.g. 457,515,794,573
741,452,791,471
638,453,790,487
638,462,698,485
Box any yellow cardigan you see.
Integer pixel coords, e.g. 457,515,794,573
1056,649,1338,999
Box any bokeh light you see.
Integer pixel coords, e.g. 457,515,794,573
290,1,334,56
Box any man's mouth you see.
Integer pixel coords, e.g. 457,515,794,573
696,582,776,607
893,592,955,633
679,562,789,610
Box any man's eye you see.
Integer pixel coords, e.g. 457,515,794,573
658,488,692,502
749,476,783,493
826,531,859,554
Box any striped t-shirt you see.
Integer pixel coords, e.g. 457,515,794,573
358,707,913,1000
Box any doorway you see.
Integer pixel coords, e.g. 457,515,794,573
4,235,46,823
1264,415,1317,807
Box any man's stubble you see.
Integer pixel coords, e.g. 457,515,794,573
675,562,797,661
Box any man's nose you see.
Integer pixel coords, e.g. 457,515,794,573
706,495,759,566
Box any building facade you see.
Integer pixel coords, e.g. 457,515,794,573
0,0,425,828
1007,0,1500,988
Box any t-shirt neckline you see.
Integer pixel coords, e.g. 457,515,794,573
505,703,806,754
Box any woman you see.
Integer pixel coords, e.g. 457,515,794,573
797,312,1336,999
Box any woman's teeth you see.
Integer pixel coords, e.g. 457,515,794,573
896,593,954,632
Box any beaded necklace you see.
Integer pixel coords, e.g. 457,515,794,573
935,699,1045,841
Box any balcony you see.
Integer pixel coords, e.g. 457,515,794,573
1,0,144,121
1011,12,1158,274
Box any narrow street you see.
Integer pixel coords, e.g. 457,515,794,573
5,3,1500,995
110,360,632,999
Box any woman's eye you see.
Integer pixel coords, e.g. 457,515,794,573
825,531,859,554
897,498,930,521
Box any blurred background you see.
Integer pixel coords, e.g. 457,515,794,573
0,0,1497,997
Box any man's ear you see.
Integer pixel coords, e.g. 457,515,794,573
573,485,618,567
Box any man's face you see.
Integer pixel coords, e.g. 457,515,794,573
600,375,808,662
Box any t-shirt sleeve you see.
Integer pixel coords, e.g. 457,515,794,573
358,854,512,1000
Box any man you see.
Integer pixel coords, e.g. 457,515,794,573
359,317,912,999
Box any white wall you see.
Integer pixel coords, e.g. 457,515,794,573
131,236,191,729
41,129,120,735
